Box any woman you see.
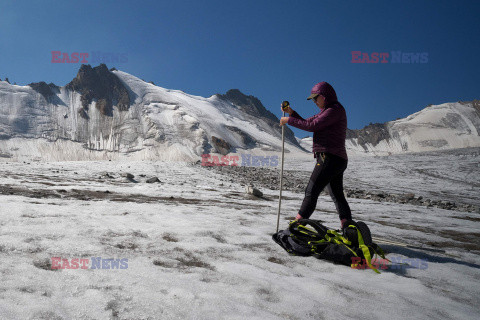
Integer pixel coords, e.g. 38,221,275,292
279,82,352,229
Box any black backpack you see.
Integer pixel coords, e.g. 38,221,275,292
272,219,388,273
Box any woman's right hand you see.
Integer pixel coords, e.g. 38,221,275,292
281,104,293,115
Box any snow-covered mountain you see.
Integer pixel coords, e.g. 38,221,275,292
299,100,480,156
3,64,478,161
0,64,305,161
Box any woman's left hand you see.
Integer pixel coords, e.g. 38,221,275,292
279,117,289,126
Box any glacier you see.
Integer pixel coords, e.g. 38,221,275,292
0,64,305,162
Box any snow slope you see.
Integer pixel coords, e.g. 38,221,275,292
299,101,480,156
113,70,303,158
0,68,305,162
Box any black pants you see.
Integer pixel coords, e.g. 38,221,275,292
298,152,352,221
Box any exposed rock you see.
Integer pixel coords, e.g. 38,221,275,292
28,82,58,100
406,193,415,200
225,125,256,147
246,185,263,197
122,173,135,180
346,122,391,149
201,163,479,213
78,107,89,120
146,177,161,183
33,257,56,271
66,64,130,117
217,89,304,150
100,172,114,179
460,99,480,114
211,136,231,155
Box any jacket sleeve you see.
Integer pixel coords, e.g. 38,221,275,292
287,108,339,132
289,110,304,120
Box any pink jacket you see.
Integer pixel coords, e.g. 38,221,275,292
288,103,348,160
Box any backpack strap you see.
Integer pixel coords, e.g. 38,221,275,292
350,225,380,274
369,243,390,262
309,228,359,258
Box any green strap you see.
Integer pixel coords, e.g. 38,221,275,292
327,229,352,246
308,239,328,245
322,230,358,257
356,229,380,274
289,221,382,273
308,239,327,253
369,244,390,262
297,225,322,239
340,242,359,257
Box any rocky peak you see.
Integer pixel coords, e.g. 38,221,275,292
460,99,480,115
218,89,303,149
346,122,391,150
219,89,270,118
28,82,58,100
66,64,130,117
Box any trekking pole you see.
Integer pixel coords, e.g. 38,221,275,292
276,101,289,233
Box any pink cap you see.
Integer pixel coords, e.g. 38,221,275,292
307,82,338,104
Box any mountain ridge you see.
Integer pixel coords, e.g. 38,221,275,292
300,99,480,155
1,64,478,160
0,64,306,161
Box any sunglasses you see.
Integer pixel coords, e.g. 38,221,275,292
312,95,321,102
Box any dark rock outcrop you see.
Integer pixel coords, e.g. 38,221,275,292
460,99,480,117
146,177,161,183
225,125,256,147
211,136,231,155
28,82,58,100
346,123,391,150
217,89,304,150
245,185,263,197
66,64,130,117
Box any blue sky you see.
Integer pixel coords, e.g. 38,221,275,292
1,0,479,137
